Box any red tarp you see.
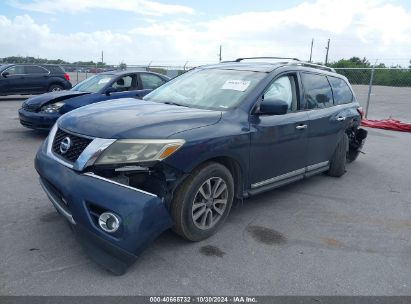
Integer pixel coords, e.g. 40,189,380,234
361,118,411,132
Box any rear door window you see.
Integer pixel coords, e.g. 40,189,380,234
301,73,333,109
140,73,166,90
328,76,353,105
24,65,48,74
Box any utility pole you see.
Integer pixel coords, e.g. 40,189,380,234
309,38,314,63
101,51,104,65
325,38,330,65
219,45,222,62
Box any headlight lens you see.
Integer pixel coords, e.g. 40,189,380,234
41,102,65,113
95,139,185,165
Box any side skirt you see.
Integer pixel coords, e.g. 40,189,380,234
247,161,329,196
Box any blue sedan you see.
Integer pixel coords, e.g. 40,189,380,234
18,70,169,130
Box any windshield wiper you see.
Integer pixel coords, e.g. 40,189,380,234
163,101,188,107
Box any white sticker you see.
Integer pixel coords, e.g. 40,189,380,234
98,78,111,84
221,80,250,92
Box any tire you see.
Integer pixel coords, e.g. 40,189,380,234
170,162,234,241
48,84,63,92
327,134,348,177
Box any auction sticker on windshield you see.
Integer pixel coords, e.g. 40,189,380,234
221,80,250,92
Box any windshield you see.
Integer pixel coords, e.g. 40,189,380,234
144,68,266,110
71,74,114,93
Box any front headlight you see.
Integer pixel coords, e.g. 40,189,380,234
41,102,65,113
95,139,185,165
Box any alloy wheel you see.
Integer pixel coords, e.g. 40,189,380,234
191,177,228,230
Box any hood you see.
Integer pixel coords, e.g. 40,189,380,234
23,91,89,109
58,99,222,139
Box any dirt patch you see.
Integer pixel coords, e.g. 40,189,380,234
322,238,342,247
246,225,287,245
199,245,226,258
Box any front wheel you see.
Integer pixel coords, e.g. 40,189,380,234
170,162,234,241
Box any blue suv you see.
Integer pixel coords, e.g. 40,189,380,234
35,57,367,274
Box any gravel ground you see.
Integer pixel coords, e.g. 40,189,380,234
0,97,410,295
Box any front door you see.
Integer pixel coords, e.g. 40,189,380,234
2,65,26,94
249,74,309,189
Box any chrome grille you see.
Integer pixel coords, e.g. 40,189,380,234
52,128,92,163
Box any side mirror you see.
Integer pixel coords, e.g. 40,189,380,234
258,97,289,115
105,87,117,96
2,71,9,78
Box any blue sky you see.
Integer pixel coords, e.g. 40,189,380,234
1,0,411,65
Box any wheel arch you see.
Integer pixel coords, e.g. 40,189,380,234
187,156,245,200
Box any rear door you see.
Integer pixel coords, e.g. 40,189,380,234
249,73,309,189
301,72,347,168
23,65,50,93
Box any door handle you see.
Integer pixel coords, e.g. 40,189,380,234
296,124,308,130
337,116,346,121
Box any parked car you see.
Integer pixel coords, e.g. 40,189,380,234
35,57,367,274
19,70,169,130
0,64,72,95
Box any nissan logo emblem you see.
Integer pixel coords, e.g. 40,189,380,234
59,137,71,154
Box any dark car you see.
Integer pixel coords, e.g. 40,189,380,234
0,64,72,95
18,70,169,130
35,57,367,274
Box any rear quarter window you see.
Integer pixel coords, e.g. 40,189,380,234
42,65,64,74
328,76,353,105
301,73,333,109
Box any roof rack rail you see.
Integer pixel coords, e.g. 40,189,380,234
234,57,301,62
291,62,336,73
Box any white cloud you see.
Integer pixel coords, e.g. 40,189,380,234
2,0,411,66
8,0,194,16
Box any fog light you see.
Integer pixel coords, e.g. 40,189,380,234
98,212,120,233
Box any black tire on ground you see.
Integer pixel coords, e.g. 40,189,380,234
170,162,234,241
48,84,63,92
327,133,348,177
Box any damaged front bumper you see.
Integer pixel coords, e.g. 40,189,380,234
18,108,59,130
35,140,174,275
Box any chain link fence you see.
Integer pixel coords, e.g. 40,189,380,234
67,65,411,122
63,63,194,86
56,64,411,122
5,61,408,122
